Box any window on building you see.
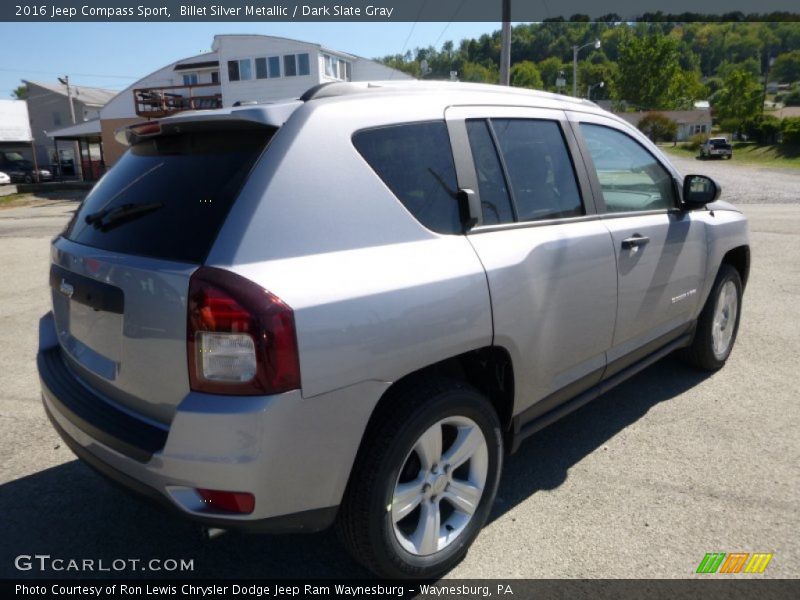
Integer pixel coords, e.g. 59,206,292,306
268,56,280,78
182,73,198,86
52,111,62,127
255,58,268,79
211,71,219,84
227,59,252,82
298,53,310,76
255,56,280,79
284,55,297,77
322,54,351,81
353,121,461,235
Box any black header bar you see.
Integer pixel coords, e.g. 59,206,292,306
3,1,800,23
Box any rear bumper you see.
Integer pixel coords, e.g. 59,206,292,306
38,312,389,533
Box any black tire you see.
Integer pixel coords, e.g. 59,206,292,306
336,376,502,578
24,174,32,184
680,264,743,370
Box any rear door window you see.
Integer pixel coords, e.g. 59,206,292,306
490,119,584,222
466,120,515,225
352,121,461,235
65,129,272,263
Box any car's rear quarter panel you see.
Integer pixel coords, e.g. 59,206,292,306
207,97,494,398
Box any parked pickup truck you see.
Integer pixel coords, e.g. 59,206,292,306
700,137,733,159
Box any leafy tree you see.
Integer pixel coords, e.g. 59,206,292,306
771,51,800,83
614,31,683,109
742,114,781,144
782,85,800,106
459,61,498,84
714,69,763,127
716,58,761,80
538,56,566,91
10,84,27,99
637,112,678,142
780,117,800,145
510,61,543,89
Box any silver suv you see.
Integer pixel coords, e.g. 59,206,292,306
38,81,749,578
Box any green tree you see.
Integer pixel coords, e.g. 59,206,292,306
637,112,678,142
459,61,498,83
538,57,567,91
714,69,763,127
613,31,683,110
10,84,27,99
771,51,800,83
511,61,543,89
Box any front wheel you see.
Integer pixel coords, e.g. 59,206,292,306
336,377,502,578
680,264,743,370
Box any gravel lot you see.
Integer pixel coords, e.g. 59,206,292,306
0,159,798,579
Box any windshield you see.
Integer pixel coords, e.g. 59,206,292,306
65,128,274,263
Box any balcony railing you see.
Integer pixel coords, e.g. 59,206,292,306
133,83,222,118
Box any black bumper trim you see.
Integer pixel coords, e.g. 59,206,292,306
38,346,168,462
43,398,339,534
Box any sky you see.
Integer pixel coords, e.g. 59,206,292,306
0,22,501,97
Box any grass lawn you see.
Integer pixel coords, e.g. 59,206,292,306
661,142,800,169
0,190,86,209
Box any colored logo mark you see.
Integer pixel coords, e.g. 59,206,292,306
696,552,773,574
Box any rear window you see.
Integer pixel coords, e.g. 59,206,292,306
65,129,272,263
710,139,729,147
352,121,461,235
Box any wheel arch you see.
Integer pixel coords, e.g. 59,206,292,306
354,347,516,465
721,245,750,289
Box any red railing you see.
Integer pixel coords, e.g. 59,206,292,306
134,83,222,118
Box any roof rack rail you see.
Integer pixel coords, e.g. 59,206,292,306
299,80,598,106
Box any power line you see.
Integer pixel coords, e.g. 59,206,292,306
433,0,469,50
0,67,139,80
399,0,429,58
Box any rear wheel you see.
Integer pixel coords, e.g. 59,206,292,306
680,264,742,370
336,377,502,578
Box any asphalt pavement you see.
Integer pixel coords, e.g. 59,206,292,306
0,158,797,579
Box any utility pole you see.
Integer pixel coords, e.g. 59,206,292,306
499,0,511,86
762,54,775,117
58,75,82,180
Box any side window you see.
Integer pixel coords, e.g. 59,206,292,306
580,123,676,213
353,121,461,235
466,120,515,225
490,119,584,221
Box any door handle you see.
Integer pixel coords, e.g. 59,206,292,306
621,234,650,249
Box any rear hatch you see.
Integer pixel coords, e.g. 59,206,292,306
51,116,280,424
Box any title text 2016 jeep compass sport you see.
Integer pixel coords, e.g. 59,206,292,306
39,81,749,578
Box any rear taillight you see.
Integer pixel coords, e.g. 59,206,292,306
187,267,300,395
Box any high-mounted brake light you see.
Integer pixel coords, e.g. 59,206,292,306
187,267,301,395
132,122,161,136
115,121,162,146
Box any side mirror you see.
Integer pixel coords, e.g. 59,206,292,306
683,174,721,207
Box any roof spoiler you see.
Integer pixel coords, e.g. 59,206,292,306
115,102,302,146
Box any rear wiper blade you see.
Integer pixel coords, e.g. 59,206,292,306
87,202,164,231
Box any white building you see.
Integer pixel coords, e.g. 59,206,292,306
96,34,413,165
